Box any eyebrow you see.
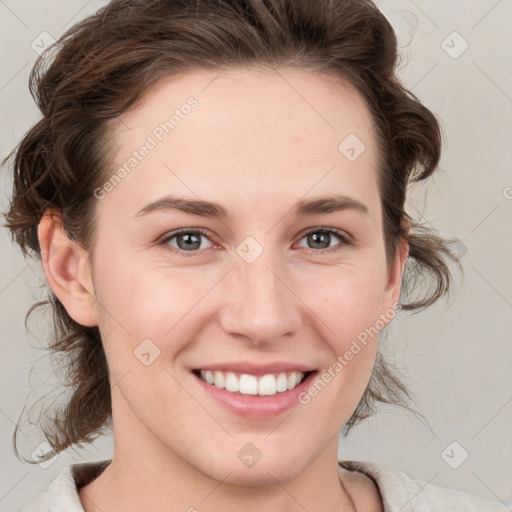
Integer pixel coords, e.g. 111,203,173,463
134,193,369,218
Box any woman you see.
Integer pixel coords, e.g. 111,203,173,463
3,0,507,510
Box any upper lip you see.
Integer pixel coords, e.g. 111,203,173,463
192,361,316,376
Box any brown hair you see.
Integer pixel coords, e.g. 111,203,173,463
2,0,462,463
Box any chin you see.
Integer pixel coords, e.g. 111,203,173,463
216,462,303,488
199,444,309,486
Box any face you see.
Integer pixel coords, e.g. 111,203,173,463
46,67,407,486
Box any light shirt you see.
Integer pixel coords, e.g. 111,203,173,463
17,458,508,511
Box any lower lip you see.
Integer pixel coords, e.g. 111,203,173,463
192,371,317,419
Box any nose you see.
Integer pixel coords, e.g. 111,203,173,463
218,256,302,347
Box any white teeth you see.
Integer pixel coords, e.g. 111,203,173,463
276,373,288,392
239,374,258,395
213,370,224,388
198,370,307,396
224,372,239,392
258,374,276,395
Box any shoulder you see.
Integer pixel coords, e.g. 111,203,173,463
17,459,111,512
17,491,50,512
339,460,509,511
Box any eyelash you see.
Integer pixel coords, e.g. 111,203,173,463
159,227,352,258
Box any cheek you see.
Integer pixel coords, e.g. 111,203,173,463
95,249,198,326
296,262,387,347
94,263,214,362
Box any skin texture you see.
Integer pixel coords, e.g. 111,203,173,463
38,67,408,512
340,467,385,512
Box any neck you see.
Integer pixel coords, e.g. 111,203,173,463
78,441,356,512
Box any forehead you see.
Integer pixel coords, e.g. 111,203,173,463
117,66,375,144
99,67,380,223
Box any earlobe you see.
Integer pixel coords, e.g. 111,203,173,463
38,209,99,327
382,222,410,320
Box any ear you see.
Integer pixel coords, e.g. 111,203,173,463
38,209,99,327
380,219,410,322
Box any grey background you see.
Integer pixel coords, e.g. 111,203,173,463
0,0,511,510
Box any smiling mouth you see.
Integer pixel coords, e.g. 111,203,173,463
192,369,314,396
